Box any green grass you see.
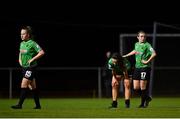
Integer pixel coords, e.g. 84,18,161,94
0,97,180,118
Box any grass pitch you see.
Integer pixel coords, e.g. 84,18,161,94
0,97,180,118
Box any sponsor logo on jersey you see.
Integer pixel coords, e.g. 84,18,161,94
20,49,27,53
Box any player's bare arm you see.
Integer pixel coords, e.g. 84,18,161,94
19,53,22,66
123,50,136,58
141,51,157,64
28,50,45,64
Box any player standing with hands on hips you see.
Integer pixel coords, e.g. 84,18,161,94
11,26,45,109
123,30,156,108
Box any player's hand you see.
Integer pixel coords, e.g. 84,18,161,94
112,78,119,86
122,55,126,58
28,59,33,65
141,59,148,64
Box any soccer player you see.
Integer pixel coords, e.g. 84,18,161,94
123,30,156,108
108,52,131,108
11,26,45,109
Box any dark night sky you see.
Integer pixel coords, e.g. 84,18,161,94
1,2,180,68
1,2,180,97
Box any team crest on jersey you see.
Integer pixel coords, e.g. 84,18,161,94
149,47,154,52
36,44,40,48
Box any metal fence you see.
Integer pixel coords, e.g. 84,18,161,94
0,67,103,99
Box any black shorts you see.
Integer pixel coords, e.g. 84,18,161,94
22,67,37,80
132,67,151,80
128,68,134,79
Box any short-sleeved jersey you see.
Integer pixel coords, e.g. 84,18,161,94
134,41,154,68
19,39,42,68
108,58,131,75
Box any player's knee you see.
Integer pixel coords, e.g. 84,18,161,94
124,81,130,89
112,83,119,88
133,85,140,90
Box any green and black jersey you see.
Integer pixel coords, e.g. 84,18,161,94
108,58,131,75
19,39,42,68
134,41,154,68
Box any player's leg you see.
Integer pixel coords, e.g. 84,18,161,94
11,78,31,109
30,79,41,109
145,95,152,107
109,75,120,108
124,78,131,108
144,81,152,107
132,68,141,97
143,68,152,107
133,68,145,107
133,79,144,108
140,80,148,107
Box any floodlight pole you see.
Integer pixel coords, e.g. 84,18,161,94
150,21,157,97
98,67,102,98
9,68,13,99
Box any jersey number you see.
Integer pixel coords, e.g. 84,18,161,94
25,70,32,78
141,72,146,79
